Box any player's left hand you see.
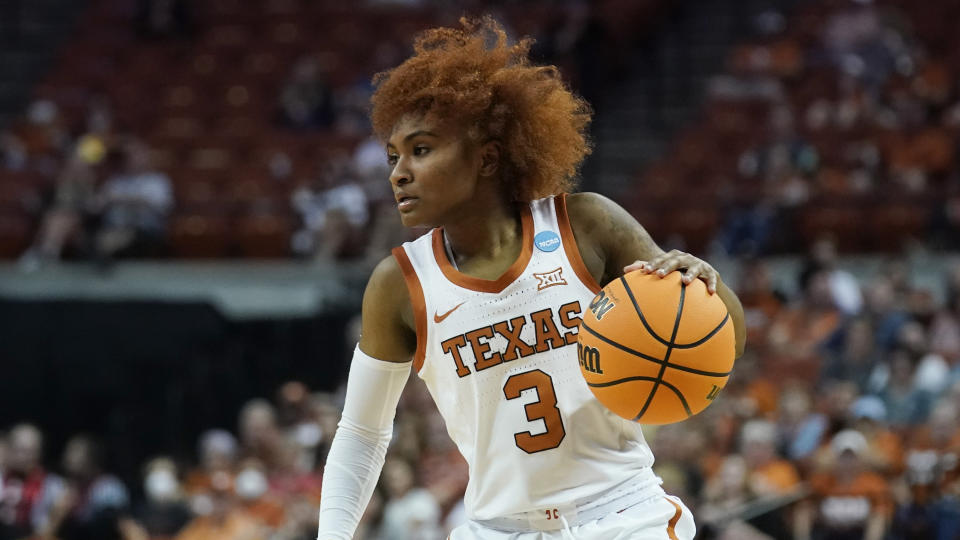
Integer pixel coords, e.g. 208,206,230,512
624,250,719,294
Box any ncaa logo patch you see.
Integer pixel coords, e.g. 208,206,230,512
535,231,561,252
534,267,567,291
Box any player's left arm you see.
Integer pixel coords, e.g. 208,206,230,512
566,192,746,358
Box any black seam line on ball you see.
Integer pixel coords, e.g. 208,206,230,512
580,321,732,378
619,276,672,347
633,282,687,421
587,376,692,418
619,275,729,349
670,313,730,349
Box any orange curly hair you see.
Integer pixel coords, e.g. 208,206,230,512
370,16,592,202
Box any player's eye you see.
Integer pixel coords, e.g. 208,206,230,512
386,153,398,166
413,145,429,156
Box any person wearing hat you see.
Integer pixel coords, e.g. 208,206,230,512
794,430,892,540
847,395,904,478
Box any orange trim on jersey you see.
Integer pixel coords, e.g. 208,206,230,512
391,247,428,372
431,206,534,293
555,193,602,294
665,497,682,540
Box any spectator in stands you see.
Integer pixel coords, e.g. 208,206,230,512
929,264,960,363
846,396,904,478
184,430,238,496
234,459,284,531
238,400,287,477
50,435,129,540
822,317,880,392
290,156,368,260
173,476,263,540
18,144,103,271
266,498,319,540
310,393,341,467
699,455,777,540
275,382,322,474
377,456,442,540
732,420,800,538
242,389,323,505
796,430,892,540
894,401,960,539
806,235,863,316
767,265,843,382
873,348,935,427
863,277,911,352
91,138,173,262
778,384,828,461
133,457,191,539
0,424,65,540
740,420,801,497
278,56,335,130
13,100,67,170
898,320,951,395
820,0,900,92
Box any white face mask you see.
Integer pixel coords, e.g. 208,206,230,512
145,469,178,502
190,493,214,516
295,422,322,448
235,469,268,501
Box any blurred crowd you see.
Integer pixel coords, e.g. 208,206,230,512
659,237,960,540
2,382,349,540
5,240,960,540
0,0,646,264
636,0,960,256
1,74,407,268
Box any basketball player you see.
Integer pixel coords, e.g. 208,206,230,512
317,17,746,540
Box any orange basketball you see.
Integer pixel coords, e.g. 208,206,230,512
577,270,735,425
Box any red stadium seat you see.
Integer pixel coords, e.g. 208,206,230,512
798,203,865,253
234,213,294,258
865,203,932,251
168,213,232,258
0,213,32,259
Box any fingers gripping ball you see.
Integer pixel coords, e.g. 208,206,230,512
577,271,736,425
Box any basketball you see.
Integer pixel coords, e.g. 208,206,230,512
577,270,735,425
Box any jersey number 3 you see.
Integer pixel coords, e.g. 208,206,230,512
503,369,566,453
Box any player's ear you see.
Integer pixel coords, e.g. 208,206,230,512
479,140,501,178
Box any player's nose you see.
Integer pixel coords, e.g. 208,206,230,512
389,161,411,186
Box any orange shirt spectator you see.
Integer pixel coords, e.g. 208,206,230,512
740,420,802,496
796,430,892,540
174,510,264,540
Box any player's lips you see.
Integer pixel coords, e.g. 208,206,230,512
395,192,419,212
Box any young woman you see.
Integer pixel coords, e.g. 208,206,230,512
317,17,746,540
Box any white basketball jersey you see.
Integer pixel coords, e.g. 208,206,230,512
392,194,656,522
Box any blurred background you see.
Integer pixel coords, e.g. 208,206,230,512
1,0,959,539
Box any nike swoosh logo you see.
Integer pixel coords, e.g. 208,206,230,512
434,301,466,323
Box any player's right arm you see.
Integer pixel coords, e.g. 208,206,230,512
317,255,416,540
357,255,418,362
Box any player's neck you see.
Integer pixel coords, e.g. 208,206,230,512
442,197,521,264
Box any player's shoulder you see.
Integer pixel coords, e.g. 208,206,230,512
564,191,631,239
359,254,417,360
366,254,410,308
565,191,613,213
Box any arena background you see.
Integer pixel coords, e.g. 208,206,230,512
1,1,959,539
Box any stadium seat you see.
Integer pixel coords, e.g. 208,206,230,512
168,213,232,258
797,203,865,253
0,213,32,258
234,213,294,258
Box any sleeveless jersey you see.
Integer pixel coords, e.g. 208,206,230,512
392,194,656,522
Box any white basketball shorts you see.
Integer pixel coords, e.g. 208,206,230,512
449,494,696,540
